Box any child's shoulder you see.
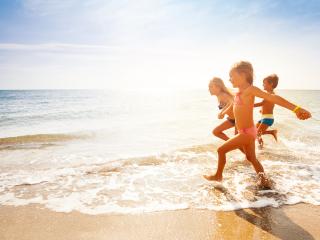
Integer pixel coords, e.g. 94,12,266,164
247,85,263,94
248,85,258,91
244,85,257,95
220,92,233,100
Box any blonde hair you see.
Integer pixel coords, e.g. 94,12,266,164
264,74,279,88
209,77,233,97
230,61,254,85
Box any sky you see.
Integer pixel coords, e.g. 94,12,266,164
0,0,320,90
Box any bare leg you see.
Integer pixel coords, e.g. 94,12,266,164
212,120,234,141
243,140,271,188
213,121,245,154
204,134,251,181
263,129,278,141
234,127,245,153
256,123,269,148
243,140,264,174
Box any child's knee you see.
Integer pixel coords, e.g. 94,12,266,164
212,128,220,136
217,146,226,155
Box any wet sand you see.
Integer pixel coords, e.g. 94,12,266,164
0,203,319,240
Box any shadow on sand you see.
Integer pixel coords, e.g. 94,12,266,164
214,186,315,240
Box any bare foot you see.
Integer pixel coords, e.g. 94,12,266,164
271,130,278,142
257,172,273,189
203,174,222,182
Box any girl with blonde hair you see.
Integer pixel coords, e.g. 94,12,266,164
205,61,311,188
208,77,236,141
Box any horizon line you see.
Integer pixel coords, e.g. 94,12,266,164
0,88,319,91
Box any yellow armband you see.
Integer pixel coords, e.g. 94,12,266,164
292,106,300,113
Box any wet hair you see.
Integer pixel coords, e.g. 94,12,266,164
264,74,279,89
230,61,254,85
209,77,233,97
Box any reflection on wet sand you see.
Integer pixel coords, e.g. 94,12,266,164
1,204,319,240
213,187,315,240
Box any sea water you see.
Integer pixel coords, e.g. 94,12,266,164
0,89,319,214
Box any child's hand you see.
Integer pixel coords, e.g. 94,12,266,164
295,108,311,120
218,112,225,119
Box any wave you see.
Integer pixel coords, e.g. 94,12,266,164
0,134,319,214
1,139,319,214
0,133,89,145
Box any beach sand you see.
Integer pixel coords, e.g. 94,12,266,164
0,203,319,240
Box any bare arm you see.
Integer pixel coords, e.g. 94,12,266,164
218,102,233,119
250,86,311,120
221,102,232,115
218,94,233,118
254,101,264,107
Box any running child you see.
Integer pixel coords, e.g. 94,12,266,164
254,74,279,147
208,77,236,141
204,61,311,188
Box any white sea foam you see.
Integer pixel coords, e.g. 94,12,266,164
0,90,319,214
0,147,319,215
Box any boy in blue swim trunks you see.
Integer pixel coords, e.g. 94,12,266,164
254,74,278,147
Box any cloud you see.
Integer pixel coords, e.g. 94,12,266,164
0,42,206,59
0,1,319,89
15,0,320,48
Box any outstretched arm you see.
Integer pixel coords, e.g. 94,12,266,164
250,86,311,120
254,101,264,107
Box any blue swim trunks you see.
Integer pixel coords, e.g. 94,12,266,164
258,118,274,127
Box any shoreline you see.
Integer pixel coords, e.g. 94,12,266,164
1,203,319,240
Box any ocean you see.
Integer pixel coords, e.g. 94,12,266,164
0,89,319,214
